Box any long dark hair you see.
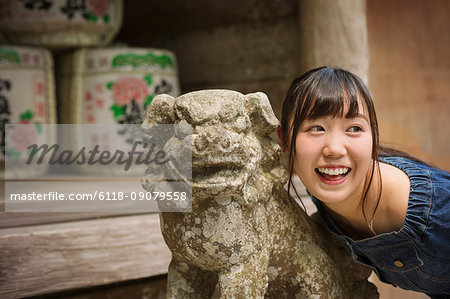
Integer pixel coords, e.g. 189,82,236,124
280,66,381,234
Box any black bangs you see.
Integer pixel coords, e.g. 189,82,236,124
281,66,377,154
299,68,364,121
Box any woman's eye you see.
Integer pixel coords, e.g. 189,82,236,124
347,126,362,133
309,126,325,132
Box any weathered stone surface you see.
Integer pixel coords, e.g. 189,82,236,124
116,1,301,121
159,19,301,89
116,0,298,40
143,90,378,298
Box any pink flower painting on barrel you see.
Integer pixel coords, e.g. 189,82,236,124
89,0,110,17
112,77,149,106
10,125,38,152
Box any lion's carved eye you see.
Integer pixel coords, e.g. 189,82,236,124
194,135,208,152
219,137,230,149
218,104,238,122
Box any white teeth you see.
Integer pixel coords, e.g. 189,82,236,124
317,167,349,175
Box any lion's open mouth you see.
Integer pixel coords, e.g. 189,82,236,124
159,127,253,195
192,165,245,185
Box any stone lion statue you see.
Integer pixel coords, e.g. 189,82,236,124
142,90,378,299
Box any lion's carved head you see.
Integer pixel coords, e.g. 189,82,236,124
143,90,285,203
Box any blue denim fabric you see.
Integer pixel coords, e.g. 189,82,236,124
310,156,450,297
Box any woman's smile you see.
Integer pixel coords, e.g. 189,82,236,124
315,166,351,185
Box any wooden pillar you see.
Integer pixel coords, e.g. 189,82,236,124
298,0,369,84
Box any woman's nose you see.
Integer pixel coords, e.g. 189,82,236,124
323,133,347,157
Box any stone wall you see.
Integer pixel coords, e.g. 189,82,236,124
116,0,449,168
115,0,301,119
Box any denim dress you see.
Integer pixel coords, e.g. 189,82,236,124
311,156,450,298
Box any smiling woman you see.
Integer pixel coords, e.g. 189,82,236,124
279,67,380,235
294,109,373,209
278,66,450,298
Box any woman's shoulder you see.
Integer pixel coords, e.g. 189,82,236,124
379,156,449,179
379,156,449,201
376,161,410,234
379,156,450,251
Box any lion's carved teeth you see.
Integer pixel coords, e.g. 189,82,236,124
317,168,349,175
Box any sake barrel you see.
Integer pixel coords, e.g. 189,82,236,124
58,47,180,175
0,0,123,49
0,45,57,179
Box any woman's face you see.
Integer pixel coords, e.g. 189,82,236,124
293,100,373,204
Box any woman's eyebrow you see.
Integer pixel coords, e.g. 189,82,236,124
346,113,369,122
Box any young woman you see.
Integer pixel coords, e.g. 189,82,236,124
278,66,450,298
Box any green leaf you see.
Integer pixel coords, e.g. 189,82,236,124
110,104,126,118
103,14,110,23
34,123,42,134
144,95,155,108
20,109,33,121
106,82,114,90
87,11,98,22
0,48,21,64
144,74,153,86
8,148,22,158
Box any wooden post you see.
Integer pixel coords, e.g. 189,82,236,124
298,0,369,84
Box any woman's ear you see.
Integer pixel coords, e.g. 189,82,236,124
277,126,289,152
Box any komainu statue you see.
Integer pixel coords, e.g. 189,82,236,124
142,90,378,298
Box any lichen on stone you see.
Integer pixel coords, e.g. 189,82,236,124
143,90,378,298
